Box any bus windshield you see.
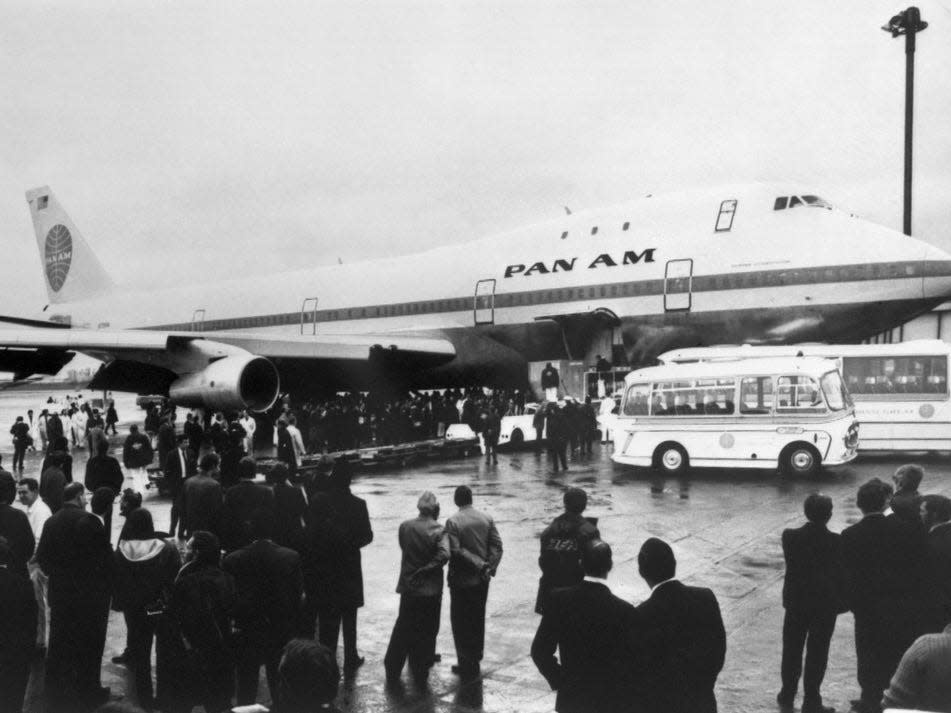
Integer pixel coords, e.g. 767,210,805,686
821,370,851,411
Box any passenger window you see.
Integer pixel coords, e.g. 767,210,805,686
789,196,803,208
843,356,948,396
774,197,788,210
623,384,650,415
777,376,824,412
561,231,568,240
622,222,630,231
591,226,598,235
739,376,773,414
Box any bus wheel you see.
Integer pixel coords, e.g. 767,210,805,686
510,429,524,446
781,443,821,477
655,443,688,474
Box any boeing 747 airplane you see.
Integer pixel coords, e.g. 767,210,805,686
0,184,948,412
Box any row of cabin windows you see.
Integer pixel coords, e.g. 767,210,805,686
193,257,917,329
560,221,632,240
558,199,747,241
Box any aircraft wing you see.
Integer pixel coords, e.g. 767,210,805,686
0,325,457,408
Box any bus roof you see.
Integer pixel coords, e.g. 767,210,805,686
657,339,951,364
624,356,840,384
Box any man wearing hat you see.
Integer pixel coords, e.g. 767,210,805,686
384,491,450,686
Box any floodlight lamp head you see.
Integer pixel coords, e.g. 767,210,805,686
882,13,907,37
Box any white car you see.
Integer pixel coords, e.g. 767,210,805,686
499,403,545,447
445,422,477,441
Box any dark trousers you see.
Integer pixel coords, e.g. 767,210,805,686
384,594,442,681
854,609,914,708
548,441,568,470
13,443,27,470
168,490,184,538
450,581,489,668
534,428,544,452
0,656,30,713
45,594,110,713
779,608,837,706
234,638,281,708
127,610,158,709
318,607,358,663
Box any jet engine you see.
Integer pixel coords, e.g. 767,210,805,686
168,354,279,412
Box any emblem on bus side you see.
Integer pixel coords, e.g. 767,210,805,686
45,224,73,292
719,433,735,449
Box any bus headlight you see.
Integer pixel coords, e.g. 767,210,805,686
844,422,859,449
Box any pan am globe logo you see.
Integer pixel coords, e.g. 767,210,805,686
45,224,73,292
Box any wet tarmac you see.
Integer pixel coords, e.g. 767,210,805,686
5,389,950,713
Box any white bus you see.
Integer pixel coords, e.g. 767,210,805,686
612,357,859,476
658,340,951,452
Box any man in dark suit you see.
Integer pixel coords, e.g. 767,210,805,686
921,494,951,627
0,471,34,580
304,461,373,673
83,440,124,495
223,509,303,709
889,463,924,524
636,537,726,713
841,477,929,713
183,412,204,456
220,456,274,552
164,434,197,539
778,494,846,713
181,452,224,537
0,537,37,713
532,539,642,713
36,482,113,713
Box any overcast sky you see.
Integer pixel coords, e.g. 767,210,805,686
1,0,950,317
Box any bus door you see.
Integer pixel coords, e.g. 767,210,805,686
664,259,693,311
474,279,496,325
191,309,206,332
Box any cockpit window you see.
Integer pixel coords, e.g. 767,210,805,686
773,194,833,211
801,195,833,209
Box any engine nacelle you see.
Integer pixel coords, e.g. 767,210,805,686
168,355,279,412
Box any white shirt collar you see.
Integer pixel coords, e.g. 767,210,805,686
583,575,609,589
650,577,677,594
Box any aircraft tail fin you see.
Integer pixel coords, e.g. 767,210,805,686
25,186,115,304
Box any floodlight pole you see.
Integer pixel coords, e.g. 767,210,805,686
883,7,927,236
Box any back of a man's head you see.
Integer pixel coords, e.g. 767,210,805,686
563,487,587,514
278,638,340,711
638,537,676,585
894,463,924,492
582,539,613,579
922,494,951,526
856,478,889,514
803,493,833,524
237,456,257,481
63,481,85,505
454,484,473,507
199,452,220,475
91,487,115,517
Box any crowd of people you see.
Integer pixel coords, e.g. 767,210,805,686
779,466,951,713
9,385,951,713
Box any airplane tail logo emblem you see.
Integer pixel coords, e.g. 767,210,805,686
45,224,72,292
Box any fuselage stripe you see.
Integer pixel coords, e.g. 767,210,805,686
144,259,950,333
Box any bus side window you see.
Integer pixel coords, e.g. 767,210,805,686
740,376,773,414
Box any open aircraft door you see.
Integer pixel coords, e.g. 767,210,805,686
664,259,693,312
300,297,318,335
474,279,496,325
